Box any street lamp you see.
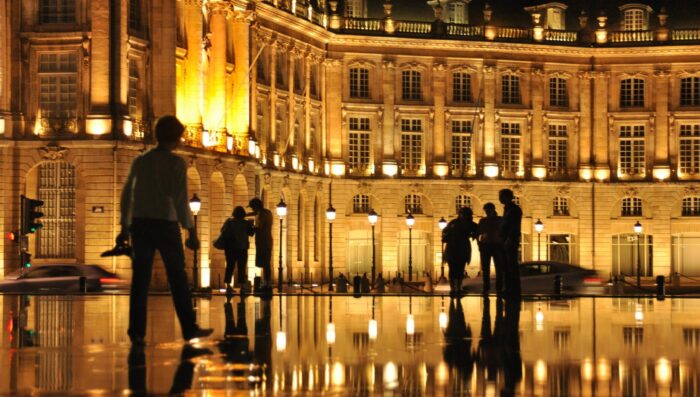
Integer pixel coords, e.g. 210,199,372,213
438,217,448,281
326,205,336,292
368,296,378,340
634,221,643,287
189,193,201,290
406,213,415,282
534,219,544,261
276,199,287,290
368,209,379,286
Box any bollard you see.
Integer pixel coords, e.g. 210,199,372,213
353,274,362,294
79,276,87,293
656,275,666,299
554,275,563,295
376,273,385,293
253,276,261,292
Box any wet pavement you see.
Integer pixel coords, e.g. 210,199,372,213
1,293,699,396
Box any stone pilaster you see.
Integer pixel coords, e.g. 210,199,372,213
206,1,228,132
482,65,496,162
229,9,256,143
432,62,446,166
592,71,610,168
577,71,593,168
654,69,671,166
530,67,545,165
381,59,396,166
325,58,343,162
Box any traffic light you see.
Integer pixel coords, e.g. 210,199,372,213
21,252,32,268
21,195,44,234
7,230,19,243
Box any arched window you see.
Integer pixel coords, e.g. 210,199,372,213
553,196,569,216
352,194,371,214
455,195,471,213
682,197,700,216
405,194,423,214
37,161,76,258
621,197,642,217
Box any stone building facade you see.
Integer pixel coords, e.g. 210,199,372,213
3,0,700,287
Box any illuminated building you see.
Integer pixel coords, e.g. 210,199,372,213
3,0,700,286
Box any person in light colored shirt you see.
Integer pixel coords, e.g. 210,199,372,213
118,115,212,345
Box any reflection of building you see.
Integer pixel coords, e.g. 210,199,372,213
7,1,700,284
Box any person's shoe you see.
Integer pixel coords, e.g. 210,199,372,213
241,281,252,294
226,285,234,295
186,327,214,343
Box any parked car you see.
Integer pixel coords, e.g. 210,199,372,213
0,264,127,293
462,261,609,295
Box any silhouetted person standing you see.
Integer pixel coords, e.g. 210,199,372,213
498,297,522,397
442,207,478,294
478,203,504,294
222,206,255,293
249,198,273,289
499,189,522,297
443,298,473,394
118,115,212,345
219,296,251,365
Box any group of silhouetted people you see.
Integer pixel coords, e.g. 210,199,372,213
442,188,522,297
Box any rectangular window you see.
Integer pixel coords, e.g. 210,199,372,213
276,53,287,88
682,197,700,216
256,48,268,83
548,124,568,175
294,59,304,92
553,197,569,216
455,195,472,213
310,65,318,96
345,0,363,18
402,70,422,101
624,9,645,31
39,0,76,24
447,3,465,24
348,117,371,172
501,75,521,105
619,125,645,175
549,77,568,107
620,78,645,108
681,77,700,107
405,194,423,214
349,68,369,98
622,197,642,217
500,122,521,175
451,120,472,174
128,59,139,117
39,53,78,131
352,195,371,213
401,119,423,172
680,124,700,175
453,72,472,102
129,0,141,31
37,162,76,259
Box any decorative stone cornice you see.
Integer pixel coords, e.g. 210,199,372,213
653,69,671,78
432,62,446,72
230,9,256,23
205,1,230,15
499,67,522,76
577,71,593,80
399,62,427,71
530,67,544,78
675,69,700,77
482,65,496,74
548,71,572,79
556,184,571,195
323,58,343,68
348,58,377,69
459,183,474,193
381,60,395,70
451,64,479,73
39,144,68,161
618,71,648,79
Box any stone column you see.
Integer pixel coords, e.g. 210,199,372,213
381,60,396,174
287,45,299,153
183,0,203,127
592,71,610,178
482,65,496,164
325,58,343,164
304,53,313,158
230,9,255,145
577,71,593,171
88,0,110,121
150,0,177,117
530,68,545,168
432,62,447,175
206,1,228,132
653,70,671,178
269,40,279,150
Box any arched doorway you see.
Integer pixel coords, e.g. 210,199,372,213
208,171,226,289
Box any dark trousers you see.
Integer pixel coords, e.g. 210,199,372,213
224,248,248,286
256,246,272,285
503,244,521,296
128,218,197,340
479,243,504,292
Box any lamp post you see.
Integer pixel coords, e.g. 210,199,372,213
534,219,544,261
634,221,643,288
406,213,415,282
368,209,379,286
326,205,336,291
276,199,287,290
189,193,201,290
438,217,448,281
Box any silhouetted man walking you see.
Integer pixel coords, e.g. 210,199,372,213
478,203,504,294
249,198,273,289
118,115,213,345
499,189,522,297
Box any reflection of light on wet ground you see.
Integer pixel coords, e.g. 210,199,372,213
1,294,700,394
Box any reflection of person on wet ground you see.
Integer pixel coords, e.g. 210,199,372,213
255,296,273,389
495,297,522,397
219,296,251,364
128,343,212,396
442,298,473,392
475,296,499,383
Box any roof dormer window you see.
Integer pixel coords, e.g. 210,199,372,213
345,0,366,18
620,4,653,31
524,2,568,30
446,1,467,24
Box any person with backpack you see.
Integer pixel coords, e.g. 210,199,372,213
442,207,479,295
221,206,255,294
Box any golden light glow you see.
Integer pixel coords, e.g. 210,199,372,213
330,162,345,176
291,154,300,171
227,135,234,152
331,362,345,386
597,359,611,381
200,266,210,288
535,305,544,331
406,314,415,335
635,303,644,323
533,26,544,41
655,358,671,385
579,166,593,181
595,167,610,181
383,362,398,390
326,322,336,345
534,359,547,384
86,118,110,136
368,319,378,340
484,163,499,178
532,165,547,180
273,152,281,167
439,311,448,330
433,163,449,177
653,166,671,181
308,158,316,174
485,25,497,40
581,358,594,382
382,162,398,177
436,362,449,386
276,331,287,352
0,118,5,135
123,120,133,137
595,29,608,44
